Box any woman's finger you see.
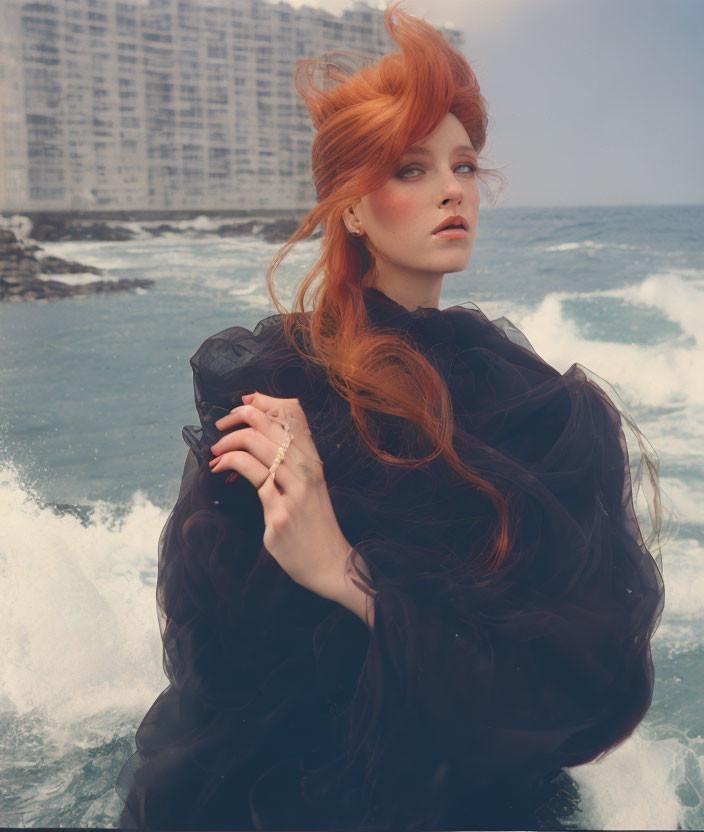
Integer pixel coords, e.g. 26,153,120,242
210,422,276,459
213,405,287,450
241,391,300,412
210,449,274,491
209,428,298,492
243,393,322,464
242,393,314,441
214,404,322,483
210,417,296,486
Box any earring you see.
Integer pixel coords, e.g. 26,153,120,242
348,227,363,236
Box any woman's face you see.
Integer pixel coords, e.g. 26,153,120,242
345,112,480,296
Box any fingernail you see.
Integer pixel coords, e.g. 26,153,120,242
242,392,255,402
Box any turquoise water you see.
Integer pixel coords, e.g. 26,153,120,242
0,204,702,828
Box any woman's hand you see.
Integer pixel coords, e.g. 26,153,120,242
209,392,374,624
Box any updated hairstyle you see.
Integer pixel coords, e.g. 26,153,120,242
265,0,512,575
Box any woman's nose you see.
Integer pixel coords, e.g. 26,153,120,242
439,171,465,203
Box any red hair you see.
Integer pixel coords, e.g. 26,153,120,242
264,0,513,575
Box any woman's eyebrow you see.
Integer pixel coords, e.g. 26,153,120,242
401,144,476,156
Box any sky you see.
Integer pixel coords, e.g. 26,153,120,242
282,0,704,207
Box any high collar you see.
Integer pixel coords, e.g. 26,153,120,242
360,286,469,364
362,286,444,329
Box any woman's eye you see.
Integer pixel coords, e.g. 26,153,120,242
398,166,422,178
398,162,477,178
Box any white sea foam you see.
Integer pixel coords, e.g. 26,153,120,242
37,271,114,286
504,270,704,415
542,239,642,253
568,728,692,830
36,234,322,301
609,269,704,348
658,477,704,527
0,463,166,725
34,240,160,273
657,536,704,626
544,240,606,252
119,214,290,237
1,213,34,239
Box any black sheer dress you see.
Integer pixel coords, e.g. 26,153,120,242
116,286,664,831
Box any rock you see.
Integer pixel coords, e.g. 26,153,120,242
215,220,258,236
0,223,153,302
262,217,305,243
213,216,316,243
141,223,182,236
29,215,135,242
38,255,102,275
0,273,154,302
44,501,95,526
9,212,323,244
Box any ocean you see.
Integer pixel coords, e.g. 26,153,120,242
0,203,702,829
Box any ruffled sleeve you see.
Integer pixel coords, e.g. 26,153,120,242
183,317,290,454
116,314,334,830
323,307,665,830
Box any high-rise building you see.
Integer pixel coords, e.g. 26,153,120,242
0,0,462,213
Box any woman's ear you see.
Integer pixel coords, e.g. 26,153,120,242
343,204,363,236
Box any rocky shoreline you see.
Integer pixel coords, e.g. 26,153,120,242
0,228,153,302
24,213,314,244
0,212,315,302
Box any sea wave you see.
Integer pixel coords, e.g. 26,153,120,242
0,463,165,721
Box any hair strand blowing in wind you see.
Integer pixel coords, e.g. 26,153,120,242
263,0,512,577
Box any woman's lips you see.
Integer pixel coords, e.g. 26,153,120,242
432,227,469,239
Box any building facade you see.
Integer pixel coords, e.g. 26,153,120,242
0,0,462,214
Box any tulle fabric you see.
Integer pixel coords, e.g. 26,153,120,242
116,286,664,830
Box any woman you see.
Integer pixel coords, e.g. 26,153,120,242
116,2,665,829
